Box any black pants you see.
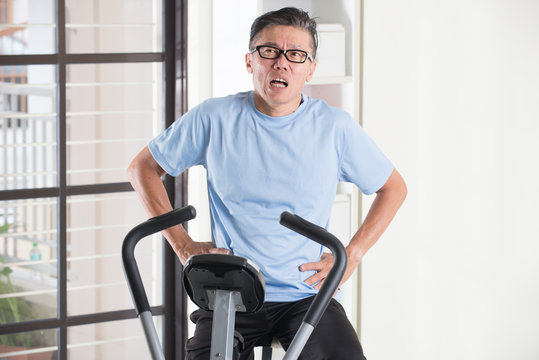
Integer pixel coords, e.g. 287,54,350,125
185,296,366,360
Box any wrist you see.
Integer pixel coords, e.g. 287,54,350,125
166,229,195,263
346,243,365,266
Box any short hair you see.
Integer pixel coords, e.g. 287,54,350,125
249,7,318,58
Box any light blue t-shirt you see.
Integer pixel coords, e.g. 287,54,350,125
149,91,393,302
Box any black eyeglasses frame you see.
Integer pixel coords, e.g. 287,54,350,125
250,45,314,64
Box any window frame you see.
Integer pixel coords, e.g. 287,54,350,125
0,0,188,358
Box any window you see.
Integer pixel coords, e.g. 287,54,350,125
0,1,187,358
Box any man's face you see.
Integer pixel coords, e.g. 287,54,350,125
245,25,317,117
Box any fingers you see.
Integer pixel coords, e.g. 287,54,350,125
178,241,231,264
194,242,231,256
301,253,334,271
303,271,326,289
299,260,322,272
300,253,334,289
209,247,231,255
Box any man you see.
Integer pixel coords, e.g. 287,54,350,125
128,7,407,360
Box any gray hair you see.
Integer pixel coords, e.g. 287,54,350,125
249,7,318,58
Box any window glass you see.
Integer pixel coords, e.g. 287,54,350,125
65,0,163,53
66,192,162,316
0,0,55,55
68,317,160,359
0,65,57,190
66,62,161,186
0,198,58,323
0,328,57,358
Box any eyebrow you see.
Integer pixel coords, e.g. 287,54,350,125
261,42,306,50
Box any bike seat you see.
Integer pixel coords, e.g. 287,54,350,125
183,254,265,313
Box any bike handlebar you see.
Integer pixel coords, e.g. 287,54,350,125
279,212,348,327
122,206,348,360
122,205,197,315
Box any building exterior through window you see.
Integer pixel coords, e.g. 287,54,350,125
0,1,186,358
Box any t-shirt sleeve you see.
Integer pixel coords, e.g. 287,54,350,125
338,118,394,195
148,104,209,176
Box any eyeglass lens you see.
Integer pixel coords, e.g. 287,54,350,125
257,46,309,63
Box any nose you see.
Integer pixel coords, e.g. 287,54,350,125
273,52,289,70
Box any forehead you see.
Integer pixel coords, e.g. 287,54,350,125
254,25,313,51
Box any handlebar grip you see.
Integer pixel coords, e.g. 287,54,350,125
122,205,197,315
279,211,348,327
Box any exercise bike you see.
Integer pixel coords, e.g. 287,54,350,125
122,205,347,360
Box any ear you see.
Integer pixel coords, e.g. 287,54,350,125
245,53,254,74
305,61,317,83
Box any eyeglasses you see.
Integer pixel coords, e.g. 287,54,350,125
250,45,314,64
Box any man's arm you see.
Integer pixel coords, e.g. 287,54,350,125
301,168,407,289
127,146,229,264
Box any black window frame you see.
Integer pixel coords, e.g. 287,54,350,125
0,0,188,358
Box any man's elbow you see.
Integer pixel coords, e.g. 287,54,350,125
126,156,141,186
393,169,407,198
126,162,135,185
127,147,152,186
378,168,407,204
397,170,407,199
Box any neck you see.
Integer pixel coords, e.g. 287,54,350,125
253,93,302,117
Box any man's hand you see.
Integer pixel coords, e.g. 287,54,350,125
300,247,361,290
176,240,231,265
301,252,334,290
300,169,407,291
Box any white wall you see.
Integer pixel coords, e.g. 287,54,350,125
187,0,258,247
360,1,539,359
186,3,362,353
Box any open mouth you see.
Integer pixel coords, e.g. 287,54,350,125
270,78,288,88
